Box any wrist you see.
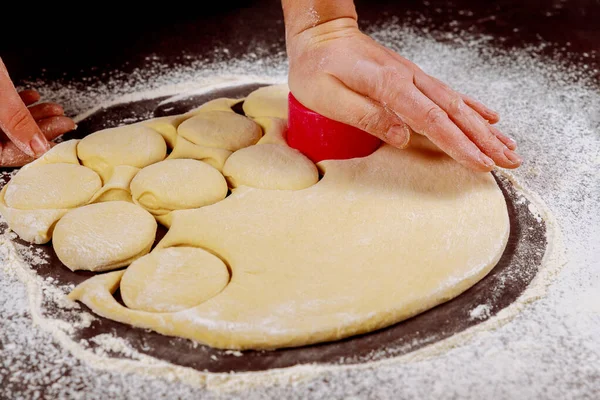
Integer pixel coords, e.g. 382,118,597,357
282,0,358,40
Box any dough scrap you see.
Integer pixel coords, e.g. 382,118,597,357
255,117,287,146
185,97,242,115
177,111,262,152
120,247,230,313
90,165,141,203
139,98,243,149
166,136,232,172
242,84,289,119
77,125,167,182
141,117,185,149
70,141,509,349
223,144,318,190
53,201,157,272
131,159,228,215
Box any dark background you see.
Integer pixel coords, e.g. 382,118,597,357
1,0,598,85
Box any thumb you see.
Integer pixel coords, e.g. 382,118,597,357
0,58,50,158
292,75,412,149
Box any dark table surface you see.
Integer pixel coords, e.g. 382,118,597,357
2,0,598,86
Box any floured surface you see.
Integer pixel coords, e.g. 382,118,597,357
0,19,598,400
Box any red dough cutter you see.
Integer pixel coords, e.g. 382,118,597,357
287,93,381,163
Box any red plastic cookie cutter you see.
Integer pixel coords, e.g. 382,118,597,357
287,93,381,163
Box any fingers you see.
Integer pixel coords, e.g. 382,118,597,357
323,52,496,171
489,124,517,150
28,102,65,121
389,84,496,171
37,116,76,140
0,141,34,167
427,75,501,124
460,93,500,124
0,58,50,158
413,72,521,169
344,62,496,171
19,89,41,106
302,75,412,149
0,110,74,167
0,141,58,167
348,95,413,149
20,97,74,141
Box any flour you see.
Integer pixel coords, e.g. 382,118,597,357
1,20,599,399
470,304,492,320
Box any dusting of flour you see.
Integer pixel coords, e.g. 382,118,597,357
1,21,599,399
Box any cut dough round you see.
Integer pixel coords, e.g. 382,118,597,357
120,247,230,313
243,84,289,119
177,111,261,152
53,201,157,272
4,163,101,210
130,159,228,215
223,144,318,190
77,125,167,181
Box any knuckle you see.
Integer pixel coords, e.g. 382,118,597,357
476,125,500,146
375,67,413,101
475,136,506,161
448,95,466,115
355,107,386,134
7,108,33,132
425,107,448,126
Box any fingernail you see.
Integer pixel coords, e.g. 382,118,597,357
479,153,495,168
504,147,522,165
387,125,411,149
30,135,50,157
506,137,517,150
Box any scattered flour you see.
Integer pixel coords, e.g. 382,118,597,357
1,19,599,399
470,304,492,320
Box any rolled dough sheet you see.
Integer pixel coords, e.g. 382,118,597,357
70,133,509,350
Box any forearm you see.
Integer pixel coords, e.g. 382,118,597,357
281,0,357,39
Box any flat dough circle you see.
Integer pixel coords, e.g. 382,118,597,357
242,84,289,119
130,159,228,215
4,163,101,209
223,144,318,190
177,111,261,151
53,201,157,272
71,139,509,349
120,247,230,313
77,125,167,179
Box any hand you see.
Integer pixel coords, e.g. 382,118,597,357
286,18,521,171
0,58,76,167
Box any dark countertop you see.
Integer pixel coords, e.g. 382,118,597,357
2,0,598,86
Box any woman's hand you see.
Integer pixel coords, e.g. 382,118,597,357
0,58,76,167
285,17,521,171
